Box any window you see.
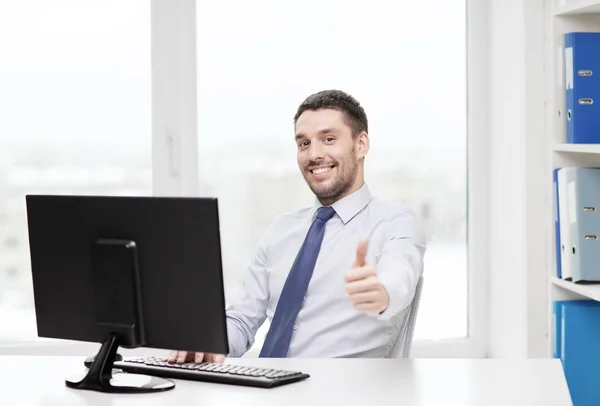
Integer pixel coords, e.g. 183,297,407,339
0,0,151,343
196,0,468,353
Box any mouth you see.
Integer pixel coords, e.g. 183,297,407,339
308,165,335,179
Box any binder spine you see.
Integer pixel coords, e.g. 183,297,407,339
565,33,575,143
565,32,600,144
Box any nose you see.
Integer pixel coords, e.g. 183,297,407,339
308,142,325,162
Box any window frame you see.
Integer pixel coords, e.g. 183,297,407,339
0,0,195,355
0,0,489,358
187,0,489,359
405,0,489,358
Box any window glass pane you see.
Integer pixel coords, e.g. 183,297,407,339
0,0,151,343
196,0,467,350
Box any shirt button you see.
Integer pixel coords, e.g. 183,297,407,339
293,325,298,331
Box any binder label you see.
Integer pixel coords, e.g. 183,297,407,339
568,181,577,224
554,181,559,221
565,47,574,90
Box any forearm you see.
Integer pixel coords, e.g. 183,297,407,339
223,233,270,357
225,314,255,358
377,239,425,321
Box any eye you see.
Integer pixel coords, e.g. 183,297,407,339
324,137,335,143
298,140,310,148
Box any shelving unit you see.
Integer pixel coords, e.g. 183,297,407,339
554,143,600,154
547,0,600,356
551,277,600,301
554,0,600,16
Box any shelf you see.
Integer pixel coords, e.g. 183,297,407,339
554,143,600,154
551,277,600,301
555,0,600,15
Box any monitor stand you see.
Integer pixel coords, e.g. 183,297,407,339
65,333,175,393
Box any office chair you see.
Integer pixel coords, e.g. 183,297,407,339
388,275,424,358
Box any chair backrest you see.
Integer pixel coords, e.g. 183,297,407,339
388,275,424,358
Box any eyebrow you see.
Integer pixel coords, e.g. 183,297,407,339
318,128,335,135
295,128,337,140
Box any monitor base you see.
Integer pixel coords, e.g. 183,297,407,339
66,370,175,393
66,333,175,393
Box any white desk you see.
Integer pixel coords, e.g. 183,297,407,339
0,356,572,405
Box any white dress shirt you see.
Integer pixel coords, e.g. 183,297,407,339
226,184,426,358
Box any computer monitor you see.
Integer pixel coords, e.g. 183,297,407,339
25,194,229,394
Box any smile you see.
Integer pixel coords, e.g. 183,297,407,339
310,166,334,174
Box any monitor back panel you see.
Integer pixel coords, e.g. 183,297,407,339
25,195,229,355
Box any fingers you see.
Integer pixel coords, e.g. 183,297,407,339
167,351,225,365
207,353,226,364
346,275,379,294
354,239,368,267
348,290,380,304
345,265,376,283
168,350,185,363
168,351,176,363
352,286,389,315
167,351,197,364
194,352,205,364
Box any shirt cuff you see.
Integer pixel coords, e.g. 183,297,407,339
376,276,406,321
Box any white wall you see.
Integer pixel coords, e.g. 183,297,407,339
486,0,548,358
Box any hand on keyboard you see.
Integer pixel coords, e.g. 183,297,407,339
114,357,311,388
167,350,225,365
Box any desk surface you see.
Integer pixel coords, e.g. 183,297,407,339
0,356,572,405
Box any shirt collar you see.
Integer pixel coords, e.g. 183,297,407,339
313,183,372,224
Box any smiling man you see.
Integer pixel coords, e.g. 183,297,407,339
169,89,426,363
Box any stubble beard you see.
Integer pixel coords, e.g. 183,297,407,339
305,159,358,206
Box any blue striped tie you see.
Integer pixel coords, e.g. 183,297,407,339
259,206,337,358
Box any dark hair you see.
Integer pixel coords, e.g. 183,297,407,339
293,89,368,136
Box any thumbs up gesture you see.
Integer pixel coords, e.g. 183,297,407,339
345,240,390,316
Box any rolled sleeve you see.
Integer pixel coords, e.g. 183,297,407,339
375,209,426,321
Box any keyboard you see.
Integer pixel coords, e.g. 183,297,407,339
111,357,310,388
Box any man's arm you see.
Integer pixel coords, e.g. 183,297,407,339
225,235,270,357
375,209,426,320
345,208,426,320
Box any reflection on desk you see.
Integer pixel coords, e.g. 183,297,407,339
0,356,572,406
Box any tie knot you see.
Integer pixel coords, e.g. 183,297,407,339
316,206,336,222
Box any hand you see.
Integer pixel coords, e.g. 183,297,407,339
345,239,389,316
167,350,225,364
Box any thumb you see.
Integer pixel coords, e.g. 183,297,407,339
354,239,368,267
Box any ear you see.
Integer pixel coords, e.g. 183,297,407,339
356,131,370,160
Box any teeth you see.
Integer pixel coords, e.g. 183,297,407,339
312,167,332,175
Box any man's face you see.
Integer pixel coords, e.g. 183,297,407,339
294,109,367,204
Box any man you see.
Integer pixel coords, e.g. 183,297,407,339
169,89,426,363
